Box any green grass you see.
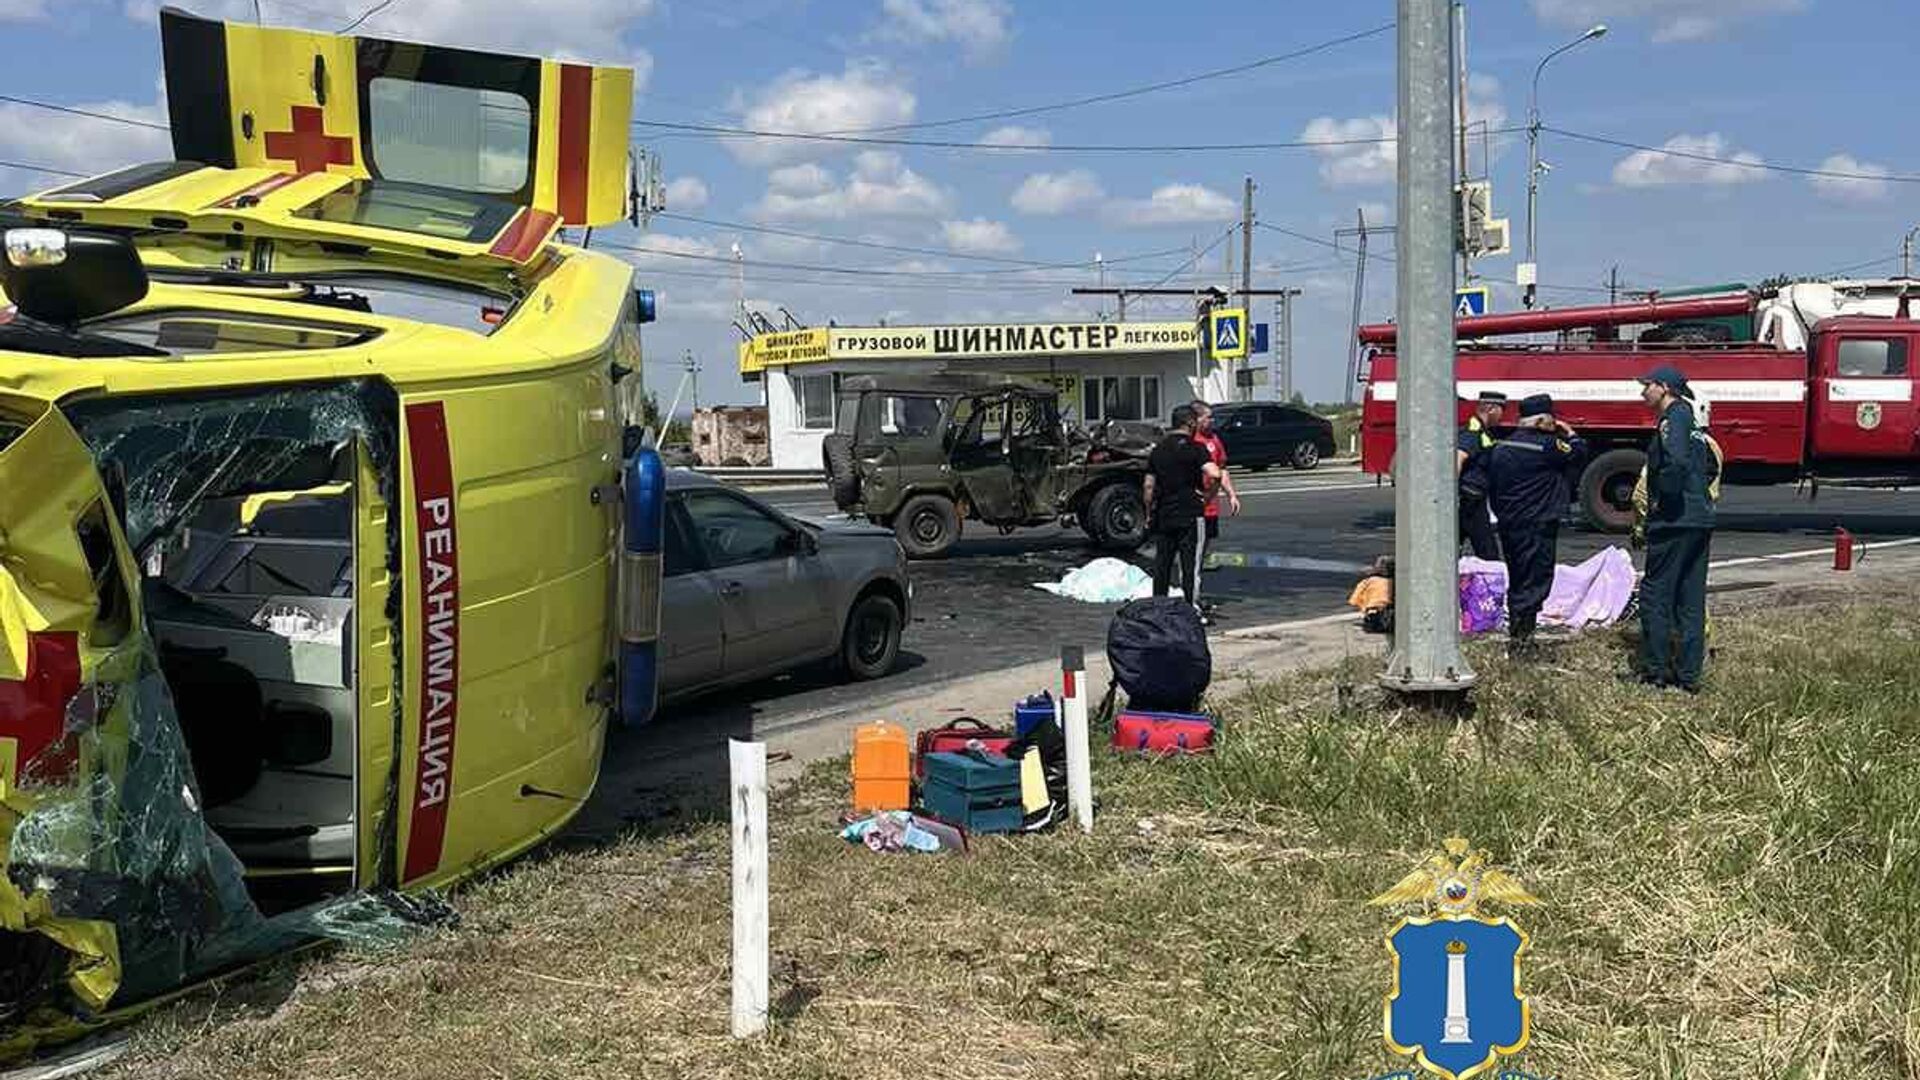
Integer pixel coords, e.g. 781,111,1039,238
110,590,1920,1079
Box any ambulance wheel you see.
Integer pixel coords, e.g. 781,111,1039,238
1290,441,1322,470
841,592,903,680
895,494,960,558
1579,449,1645,533
1086,483,1148,551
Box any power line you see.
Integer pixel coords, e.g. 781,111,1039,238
827,21,1396,136
1544,127,1920,185
0,94,169,132
0,159,85,179
338,0,399,32
654,211,1189,271
633,118,1523,155
1145,226,1237,289
600,238,1191,284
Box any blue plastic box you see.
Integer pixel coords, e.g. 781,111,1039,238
1013,692,1056,739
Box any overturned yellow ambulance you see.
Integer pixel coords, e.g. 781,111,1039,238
0,10,664,1054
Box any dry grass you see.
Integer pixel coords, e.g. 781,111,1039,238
107,586,1920,1080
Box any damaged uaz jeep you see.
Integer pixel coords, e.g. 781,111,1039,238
822,375,1152,559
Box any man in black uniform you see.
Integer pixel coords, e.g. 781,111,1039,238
1456,391,1506,560
1144,405,1223,605
1485,394,1585,653
1636,365,1717,692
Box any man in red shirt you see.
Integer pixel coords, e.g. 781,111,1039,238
1189,401,1240,614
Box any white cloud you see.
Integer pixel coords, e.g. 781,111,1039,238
0,0,46,20
1810,154,1892,204
0,97,171,184
1531,0,1804,43
940,218,1021,255
1010,169,1104,215
734,62,916,165
620,233,722,273
979,125,1051,150
1301,115,1397,188
873,0,1012,60
126,0,656,74
1611,133,1765,187
751,151,953,221
664,176,710,211
1104,183,1237,226
1301,77,1505,189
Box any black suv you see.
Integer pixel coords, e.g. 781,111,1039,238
1208,403,1338,471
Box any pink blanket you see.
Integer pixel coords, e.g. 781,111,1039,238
1458,546,1637,633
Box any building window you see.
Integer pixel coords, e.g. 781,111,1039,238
1082,375,1162,423
795,372,837,430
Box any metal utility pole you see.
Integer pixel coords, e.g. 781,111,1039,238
1608,265,1620,305
1272,290,1300,402
1903,226,1918,279
1339,208,1376,405
1095,252,1106,320
1524,22,1608,308
730,240,745,323
684,349,701,414
1239,177,1256,401
1383,0,1472,694
1453,2,1471,283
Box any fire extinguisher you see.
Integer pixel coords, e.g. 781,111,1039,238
1834,526,1856,571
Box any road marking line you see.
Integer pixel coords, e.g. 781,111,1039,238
1238,482,1382,497
1220,536,1920,638
1707,535,1920,569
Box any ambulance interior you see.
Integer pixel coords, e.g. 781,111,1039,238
148,474,359,902
69,385,390,910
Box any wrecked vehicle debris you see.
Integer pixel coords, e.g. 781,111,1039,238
0,10,660,1058
821,374,1153,559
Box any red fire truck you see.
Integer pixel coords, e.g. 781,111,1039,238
1358,282,1920,531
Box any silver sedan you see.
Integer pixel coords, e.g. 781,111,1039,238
658,469,910,700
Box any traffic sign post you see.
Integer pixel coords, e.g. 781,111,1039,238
1209,308,1248,361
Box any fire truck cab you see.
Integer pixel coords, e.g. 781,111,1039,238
1359,284,1920,531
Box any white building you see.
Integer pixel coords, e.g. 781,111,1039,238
739,320,1238,469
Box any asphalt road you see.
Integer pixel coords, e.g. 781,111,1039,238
649,466,1920,732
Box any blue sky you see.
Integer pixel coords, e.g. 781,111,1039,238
0,0,1912,406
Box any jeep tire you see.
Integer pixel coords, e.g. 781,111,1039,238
822,434,860,509
1085,483,1149,551
894,493,961,558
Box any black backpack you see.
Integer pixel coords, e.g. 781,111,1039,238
1106,598,1212,713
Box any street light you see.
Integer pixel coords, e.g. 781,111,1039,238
1523,22,1607,308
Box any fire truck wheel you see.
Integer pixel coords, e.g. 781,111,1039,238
894,494,960,558
1579,449,1646,534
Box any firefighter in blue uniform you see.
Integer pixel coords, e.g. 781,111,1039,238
1635,365,1716,692
1456,390,1506,560
1485,394,1585,653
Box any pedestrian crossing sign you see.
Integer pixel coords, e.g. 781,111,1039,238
1209,308,1248,360
1455,287,1490,318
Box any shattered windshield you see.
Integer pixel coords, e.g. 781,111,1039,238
64,384,383,554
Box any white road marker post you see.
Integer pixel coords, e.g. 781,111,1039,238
1061,646,1094,833
729,738,769,1038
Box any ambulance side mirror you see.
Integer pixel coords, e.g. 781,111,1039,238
1,228,150,328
